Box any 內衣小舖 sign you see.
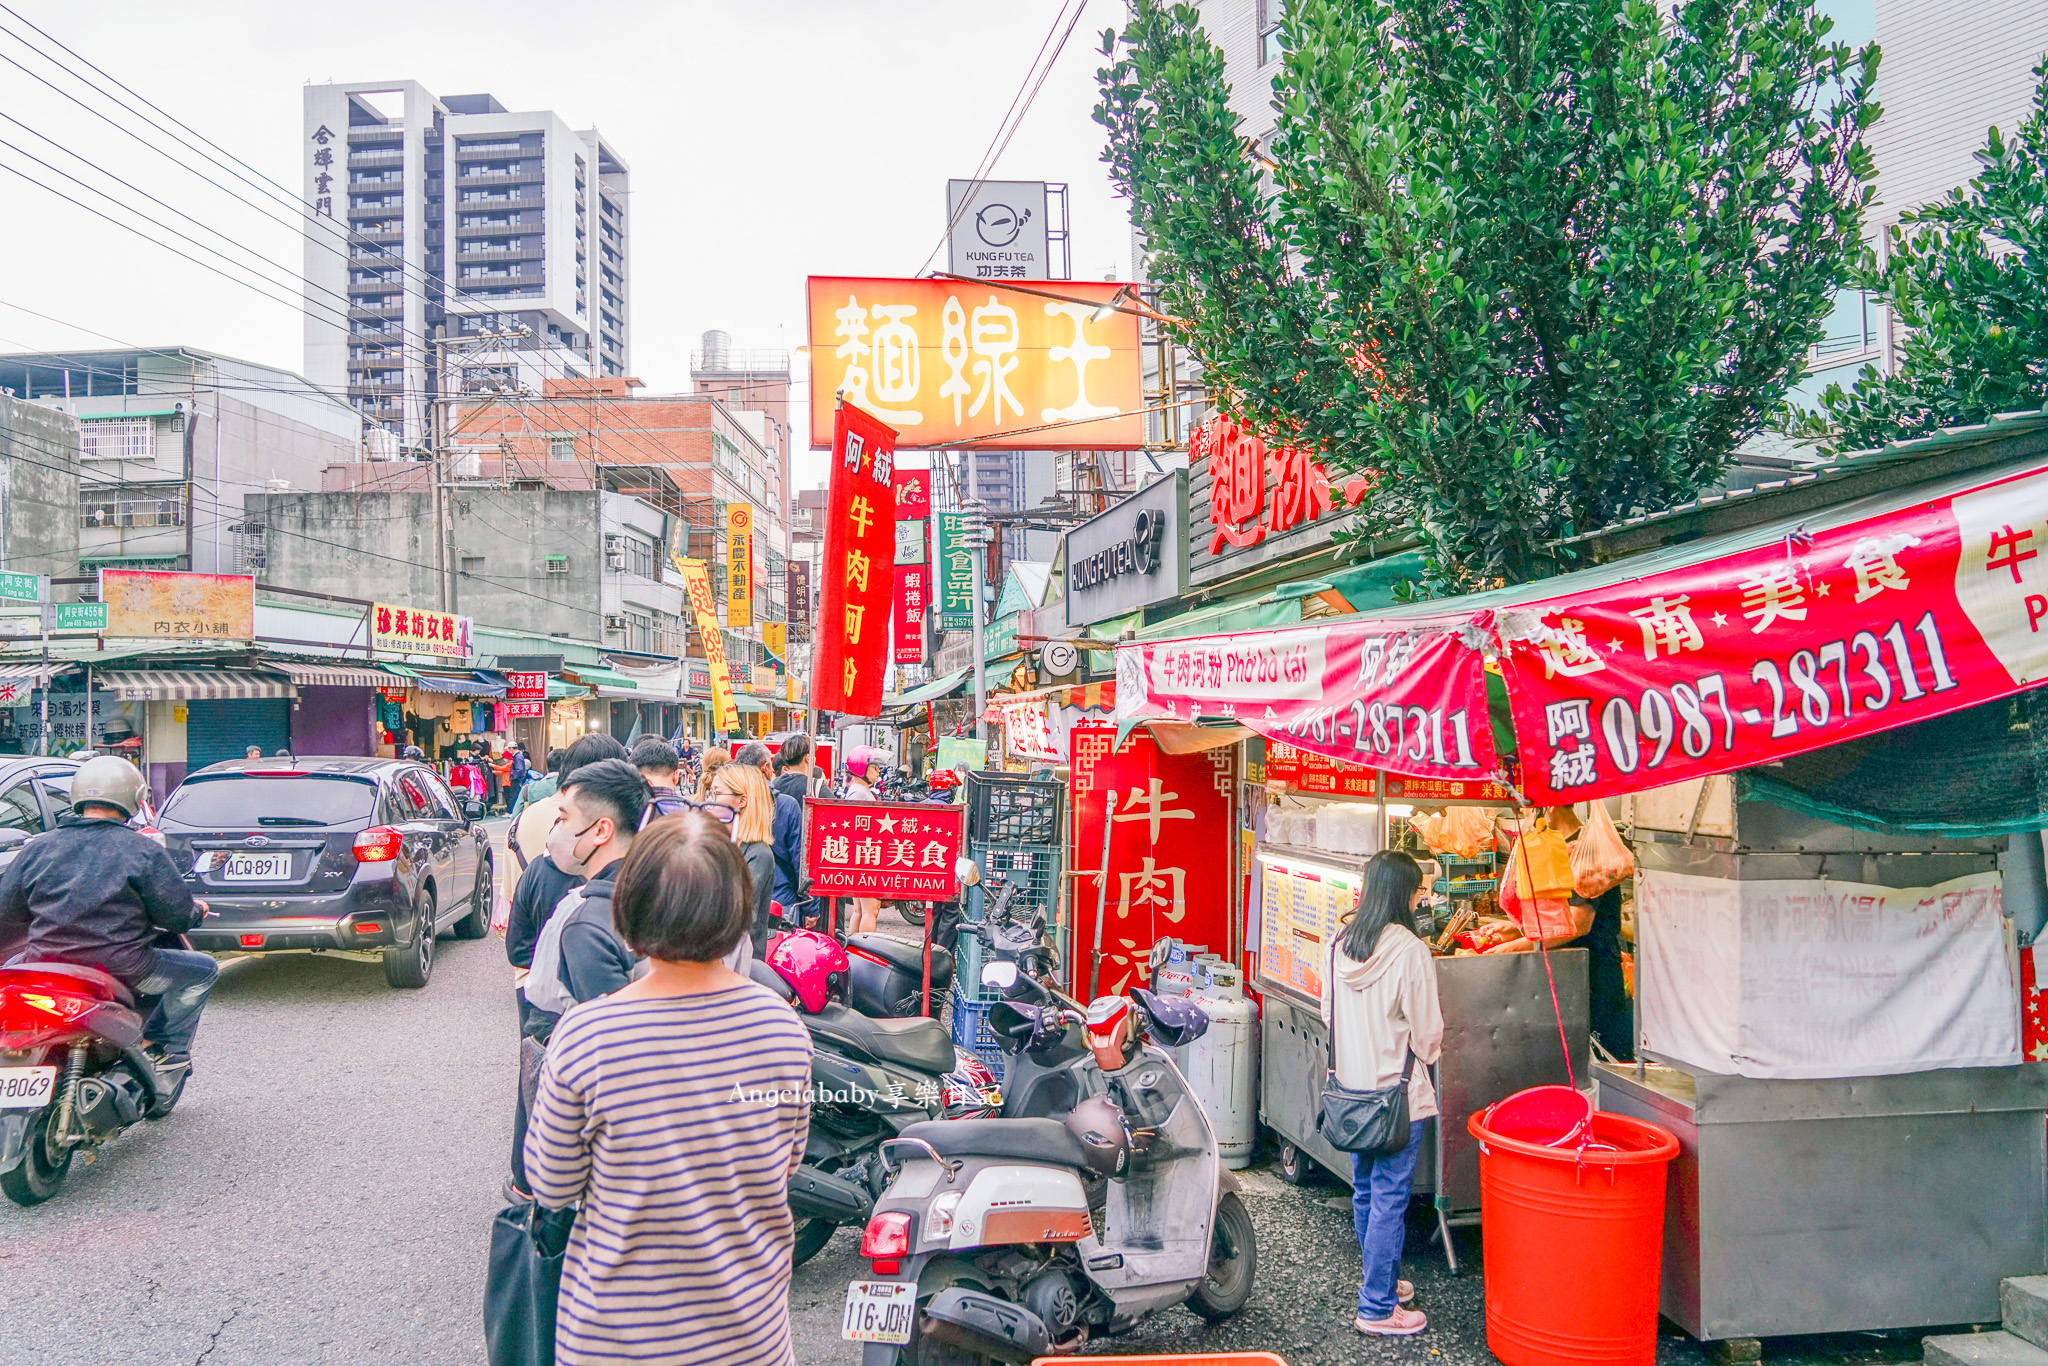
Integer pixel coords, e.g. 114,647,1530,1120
806,276,1141,450
1065,471,1187,628
946,179,1052,282
103,570,256,641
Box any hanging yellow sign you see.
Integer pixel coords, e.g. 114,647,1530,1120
673,557,740,732
726,504,754,629
762,620,787,658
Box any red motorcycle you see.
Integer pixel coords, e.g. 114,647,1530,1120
0,944,189,1206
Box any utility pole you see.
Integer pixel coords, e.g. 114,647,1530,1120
429,332,454,612
964,448,990,752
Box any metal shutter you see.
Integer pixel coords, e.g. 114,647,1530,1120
185,698,291,773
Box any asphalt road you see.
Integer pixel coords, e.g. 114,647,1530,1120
0,821,1956,1365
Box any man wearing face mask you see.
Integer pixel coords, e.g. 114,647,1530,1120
505,733,628,1036
520,759,648,1043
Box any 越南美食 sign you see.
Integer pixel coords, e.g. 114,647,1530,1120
804,797,964,899
371,602,472,658
1064,471,1187,627
806,276,1141,450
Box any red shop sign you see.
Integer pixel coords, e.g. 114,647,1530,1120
894,564,928,665
1068,724,1236,1000
505,671,546,700
1498,460,2048,805
1118,615,1496,784
812,404,902,716
892,467,931,520
497,699,544,720
1264,740,1378,797
803,797,963,900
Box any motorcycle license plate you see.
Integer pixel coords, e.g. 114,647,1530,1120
842,1281,915,1344
221,853,292,882
0,1065,57,1110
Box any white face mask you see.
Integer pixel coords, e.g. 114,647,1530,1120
547,815,603,876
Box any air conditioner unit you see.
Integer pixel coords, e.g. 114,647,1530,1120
544,555,569,574
603,614,626,632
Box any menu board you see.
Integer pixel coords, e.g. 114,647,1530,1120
1265,740,1379,797
1256,850,1360,1002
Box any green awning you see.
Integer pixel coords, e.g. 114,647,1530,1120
1271,549,1430,612
734,695,772,715
380,664,420,678
567,668,636,690
1134,592,1299,642
546,678,589,700
75,408,182,421
883,668,971,710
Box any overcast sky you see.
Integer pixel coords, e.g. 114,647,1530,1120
0,0,1130,487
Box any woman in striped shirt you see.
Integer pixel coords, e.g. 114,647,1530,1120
525,813,813,1365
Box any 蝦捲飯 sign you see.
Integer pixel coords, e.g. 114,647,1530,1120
804,798,964,899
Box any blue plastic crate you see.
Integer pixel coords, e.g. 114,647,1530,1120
949,989,1006,1080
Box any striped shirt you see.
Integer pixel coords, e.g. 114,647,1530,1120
525,983,813,1365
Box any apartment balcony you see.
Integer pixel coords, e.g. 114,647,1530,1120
456,218,532,236
350,227,405,244
454,141,535,160
346,126,403,146
348,148,404,168
458,168,545,186
347,304,406,321
456,245,546,263
454,193,544,213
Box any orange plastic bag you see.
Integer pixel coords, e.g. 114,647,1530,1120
1506,813,1576,902
1442,806,1498,859
1519,895,1594,943
1409,810,1450,852
1570,801,1635,899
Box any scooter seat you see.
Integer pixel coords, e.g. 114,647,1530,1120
808,1003,957,1076
3,959,137,1008
899,1117,1092,1170
847,933,955,987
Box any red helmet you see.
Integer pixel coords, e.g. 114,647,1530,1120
927,769,961,792
765,928,849,1014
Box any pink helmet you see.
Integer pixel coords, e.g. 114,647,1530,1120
765,928,848,1014
844,745,886,780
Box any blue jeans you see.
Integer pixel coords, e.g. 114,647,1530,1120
132,949,219,1058
1351,1118,1426,1318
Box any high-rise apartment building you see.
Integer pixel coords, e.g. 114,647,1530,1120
302,82,630,449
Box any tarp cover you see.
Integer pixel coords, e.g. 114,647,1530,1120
1635,868,2019,1078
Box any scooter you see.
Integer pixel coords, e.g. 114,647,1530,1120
0,941,193,1206
842,979,1257,1362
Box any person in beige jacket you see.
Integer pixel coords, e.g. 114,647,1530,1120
1319,849,1445,1338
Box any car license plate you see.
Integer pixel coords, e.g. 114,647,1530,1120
0,1065,57,1110
221,852,292,882
842,1280,915,1344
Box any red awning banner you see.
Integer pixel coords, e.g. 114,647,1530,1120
1115,616,1496,783
1498,460,2048,805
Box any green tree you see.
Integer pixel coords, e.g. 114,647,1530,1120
1810,59,2048,453
1097,0,1878,586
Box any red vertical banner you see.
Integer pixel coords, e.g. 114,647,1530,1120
1067,724,1235,1000
894,565,928,664
813,404,901,716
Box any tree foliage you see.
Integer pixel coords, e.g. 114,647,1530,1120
1808,60,2048,453
1096,0,1878,586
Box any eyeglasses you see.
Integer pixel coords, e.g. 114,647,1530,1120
639,799,738,831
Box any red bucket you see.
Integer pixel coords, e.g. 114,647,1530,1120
1482,1084,1594,1147
1468,1108,1679,1366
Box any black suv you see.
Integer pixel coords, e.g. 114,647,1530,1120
159,757,493,988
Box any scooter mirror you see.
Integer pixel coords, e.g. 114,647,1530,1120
980,961,1018,989
955,856,982,886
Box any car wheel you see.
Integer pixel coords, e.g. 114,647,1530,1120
382,885,435,988
453,858,492,939
1,1106,73,1206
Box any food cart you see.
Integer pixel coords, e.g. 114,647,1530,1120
1248,739,1590,1268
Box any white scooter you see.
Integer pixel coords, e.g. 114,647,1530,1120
841,968,1257,1363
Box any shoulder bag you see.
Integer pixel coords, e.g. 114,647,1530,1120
484,1199,576,1366
1316,941,1417,1157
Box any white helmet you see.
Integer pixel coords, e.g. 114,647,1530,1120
71,755,146,819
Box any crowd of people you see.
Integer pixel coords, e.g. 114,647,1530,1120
491,730,837,1366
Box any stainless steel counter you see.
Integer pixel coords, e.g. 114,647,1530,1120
1598,1059,2048,1341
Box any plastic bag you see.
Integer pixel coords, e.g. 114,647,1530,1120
1518,895,1594,944
1570,801,1635,899
1506,813,1576,903
1408,810,1449,852
1410,807,1499,859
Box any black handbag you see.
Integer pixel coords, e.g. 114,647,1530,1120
1316,943,1418,1157
484,1200,576,1366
